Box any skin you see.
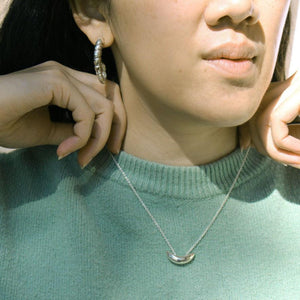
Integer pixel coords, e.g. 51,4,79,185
74,0,291,166
0,62,126,167
242,71,300,167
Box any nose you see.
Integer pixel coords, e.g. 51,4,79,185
204,0,260,27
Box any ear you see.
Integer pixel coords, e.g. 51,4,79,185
70,0,114,47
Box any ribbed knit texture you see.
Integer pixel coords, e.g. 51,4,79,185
0,146,299,299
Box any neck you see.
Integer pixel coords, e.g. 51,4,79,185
121,93,237,167
116,66,238,166
123,126,237,166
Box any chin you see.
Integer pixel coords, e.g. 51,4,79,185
179,89,262,126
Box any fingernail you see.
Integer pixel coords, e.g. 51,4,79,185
288,164,300,169
80,159,92,170
110,147,120,155
109,142,121,154
58,154,68,160
80,162,89,170
240,145,246,153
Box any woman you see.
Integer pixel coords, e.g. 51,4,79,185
0,0,299,299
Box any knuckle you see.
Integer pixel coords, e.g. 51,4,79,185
87,109,95,121
272,130,286,146
48,67,66,79
276,138,286,148
42,60,60,68
270,109,281,122
44,69,69,92
111,81,120,91
41,71,65,88
97,99,114,112
105,100,114,110
41,61,66,75
40,61,67,80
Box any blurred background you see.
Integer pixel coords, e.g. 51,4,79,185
0,0,299,153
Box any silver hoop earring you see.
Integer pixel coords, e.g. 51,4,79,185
94,39,107,84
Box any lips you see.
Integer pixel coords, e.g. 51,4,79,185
203,42,258,60
205,58,255,75
202,42,258,77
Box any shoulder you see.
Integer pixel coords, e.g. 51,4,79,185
0,146,80,201
253,153,300,204
234,149,300,204
273,161,300,204
0,145,113,196
0,146,68,176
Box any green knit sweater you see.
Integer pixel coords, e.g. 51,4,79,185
0,146,299,299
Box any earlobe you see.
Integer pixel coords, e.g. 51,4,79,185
70,1,114,47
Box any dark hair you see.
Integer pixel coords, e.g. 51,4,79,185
0,0,291,119
0,0,117,79
0,0,116,121
272,9,291,82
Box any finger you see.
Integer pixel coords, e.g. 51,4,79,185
66,73,126,155
62,65,113,98
51,80,95,157
265,130,300,165
48,62,125,160
77,105,114,168
106,84,127,154
28,61,108,98
270,93,300,153
286,163,300,169
66,75,117,158
63,64,123,108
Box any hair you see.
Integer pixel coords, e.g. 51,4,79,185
0,0,116,78
0,0,291,119
272,9,291,82
0,0,116,121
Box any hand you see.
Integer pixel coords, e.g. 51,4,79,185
0,61,126,168
239,71,300,168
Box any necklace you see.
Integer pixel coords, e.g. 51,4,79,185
109,148,250,265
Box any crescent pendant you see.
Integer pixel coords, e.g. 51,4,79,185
167,252,195,265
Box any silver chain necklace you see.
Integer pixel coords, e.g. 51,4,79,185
109,148,250,265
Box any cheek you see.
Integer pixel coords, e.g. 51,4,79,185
110,2,196,102
110,1,200,69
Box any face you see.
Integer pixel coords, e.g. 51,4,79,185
107,0,290,127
